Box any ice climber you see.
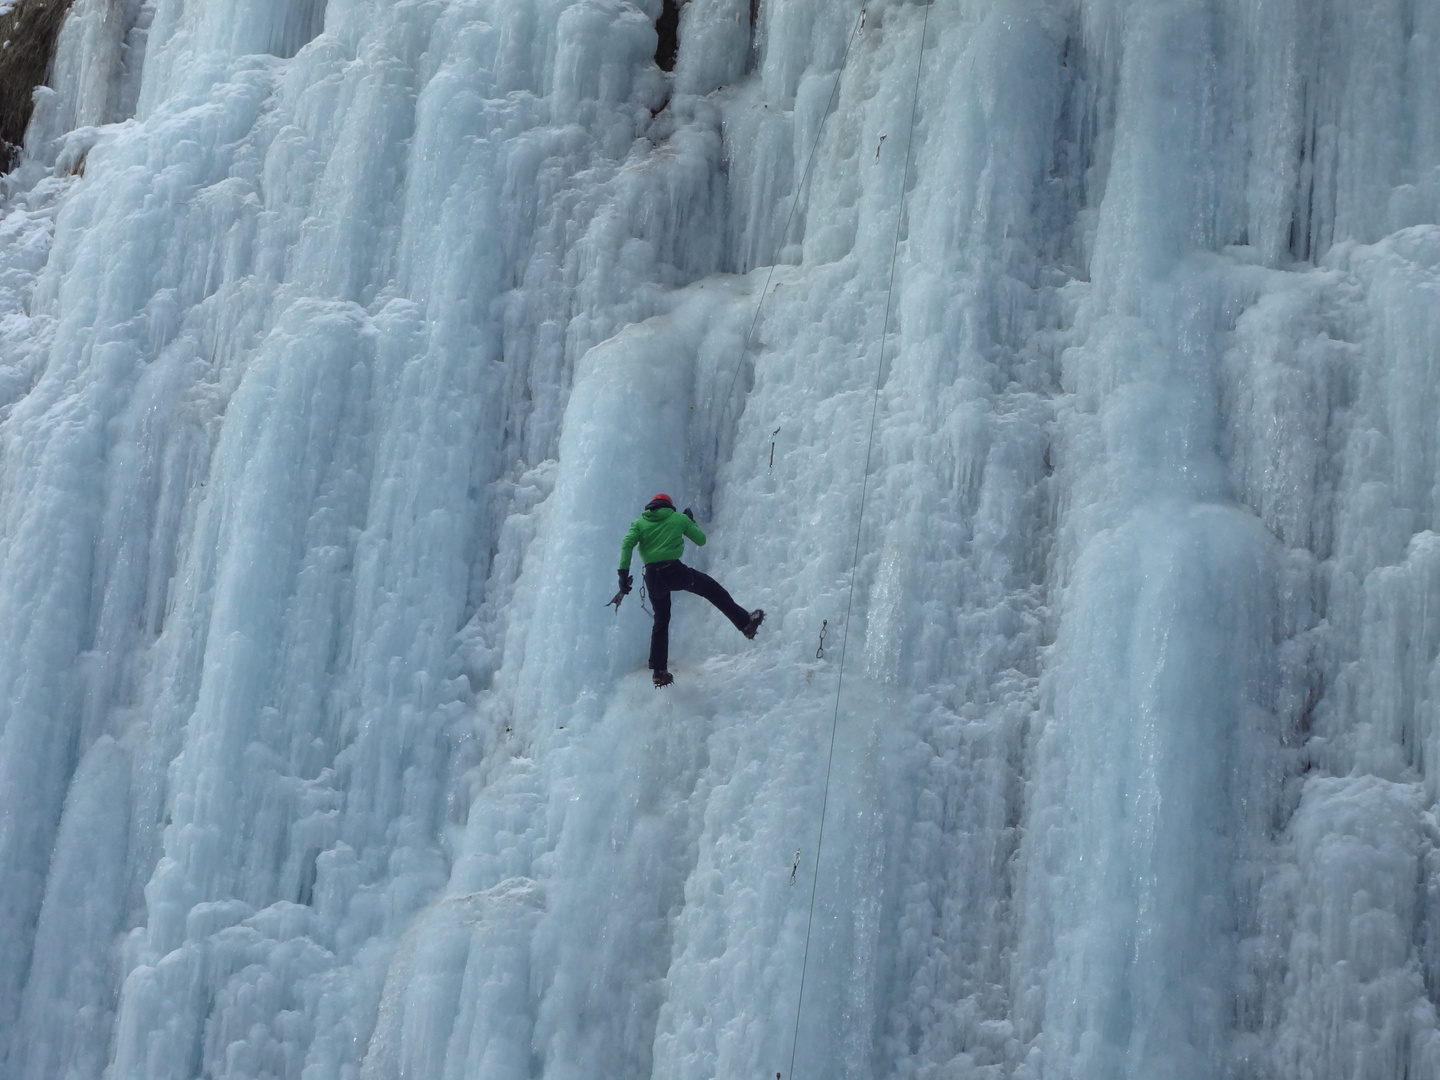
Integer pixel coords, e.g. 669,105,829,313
615,494,764,688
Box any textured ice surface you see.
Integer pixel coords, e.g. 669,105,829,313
0,0,1439,1078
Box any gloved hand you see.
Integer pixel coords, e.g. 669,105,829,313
618,569,633,595
682,507,695,521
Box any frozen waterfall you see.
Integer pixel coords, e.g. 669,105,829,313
1,0,1439,1076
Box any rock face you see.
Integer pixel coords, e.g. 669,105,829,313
0,1,1439,1078
0,0,73,169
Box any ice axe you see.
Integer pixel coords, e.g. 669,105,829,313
607,569,634,612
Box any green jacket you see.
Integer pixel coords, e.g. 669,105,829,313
619,507,706,570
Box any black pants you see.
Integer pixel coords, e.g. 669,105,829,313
644,560,750,672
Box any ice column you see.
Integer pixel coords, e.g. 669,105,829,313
1016,2,1283,1075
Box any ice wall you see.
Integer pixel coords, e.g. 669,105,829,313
0,0,1438,1078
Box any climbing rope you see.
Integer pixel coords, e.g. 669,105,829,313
718,6,868,446
784,4,932,1079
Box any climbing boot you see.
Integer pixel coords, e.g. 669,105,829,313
742,609,765,640
653,670,675,688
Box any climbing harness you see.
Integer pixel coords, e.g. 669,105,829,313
784,6,932,1080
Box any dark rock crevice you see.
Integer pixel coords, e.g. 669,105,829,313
654,0,680,72
0,0,74,171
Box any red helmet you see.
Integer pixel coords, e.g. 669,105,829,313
649,493,673,506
